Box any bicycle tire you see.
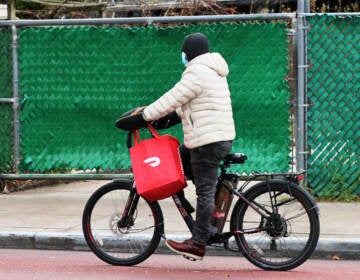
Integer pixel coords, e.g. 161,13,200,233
82,180,164,266
230,180,320,271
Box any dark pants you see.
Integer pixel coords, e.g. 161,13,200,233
179,141,232,246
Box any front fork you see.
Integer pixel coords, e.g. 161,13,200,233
117,183,165,237
118,186,140,228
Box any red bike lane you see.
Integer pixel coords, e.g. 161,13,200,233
0,249,358,280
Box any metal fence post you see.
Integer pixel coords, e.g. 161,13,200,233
11,24,21,173
295,1,310,173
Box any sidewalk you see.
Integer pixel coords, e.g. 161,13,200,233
0,180,359,259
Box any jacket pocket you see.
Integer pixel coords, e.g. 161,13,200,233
189,113,195,128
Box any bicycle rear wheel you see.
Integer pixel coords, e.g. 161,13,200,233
82,180,163,266
230,180,320,271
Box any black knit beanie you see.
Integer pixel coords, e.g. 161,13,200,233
182,33,209,61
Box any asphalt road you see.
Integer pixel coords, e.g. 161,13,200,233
0,249,358,280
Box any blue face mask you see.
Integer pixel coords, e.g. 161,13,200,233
181,52,188,66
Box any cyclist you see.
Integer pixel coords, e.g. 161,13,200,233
142,33,236,260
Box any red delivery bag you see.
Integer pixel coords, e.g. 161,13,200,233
130,125,186,201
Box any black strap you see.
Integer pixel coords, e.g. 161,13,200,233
126,132,132,149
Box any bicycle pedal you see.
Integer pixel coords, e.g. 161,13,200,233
183,255,197,261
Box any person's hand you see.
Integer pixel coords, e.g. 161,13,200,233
130,106,146,116
115,106,148,131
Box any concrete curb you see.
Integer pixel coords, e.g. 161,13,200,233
0,232,359,260
0,232,87,251
315,238,360,260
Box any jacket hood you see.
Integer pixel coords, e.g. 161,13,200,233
188,52,229,77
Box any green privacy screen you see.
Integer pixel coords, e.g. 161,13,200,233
307,15,360,197
0,28,13,173
17,22,290,173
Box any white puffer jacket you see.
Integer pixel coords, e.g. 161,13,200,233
143,52,236,149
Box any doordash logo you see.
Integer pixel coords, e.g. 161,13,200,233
144,157,161,167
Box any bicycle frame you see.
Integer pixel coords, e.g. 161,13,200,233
83,155,319,269
172,193,195,230
118,161,309,249
168,169,309,246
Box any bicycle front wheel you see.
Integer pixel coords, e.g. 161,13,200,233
82,180,164,266
230,180,320,271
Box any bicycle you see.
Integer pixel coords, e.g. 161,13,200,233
82,113,320,271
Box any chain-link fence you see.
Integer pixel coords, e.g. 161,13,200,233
0,13,359,198
10,19,292,174
0,28,13,173
306,14,360,198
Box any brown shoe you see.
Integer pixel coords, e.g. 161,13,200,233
166,239,205,260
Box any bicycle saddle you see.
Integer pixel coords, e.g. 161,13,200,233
224,153,247,164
